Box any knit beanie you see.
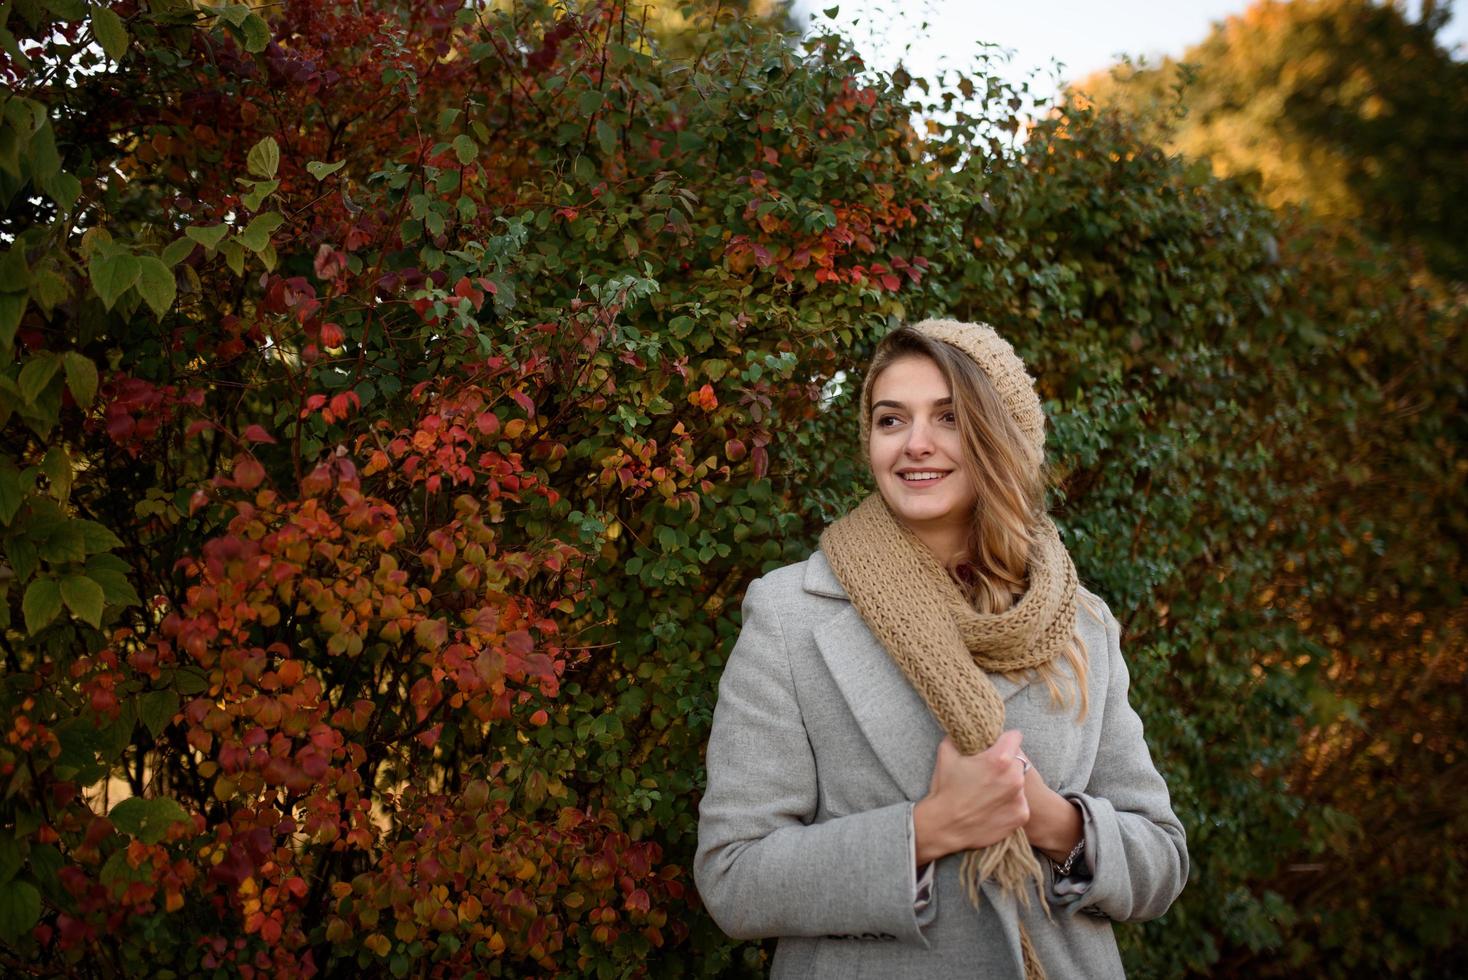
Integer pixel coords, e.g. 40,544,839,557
858,318,1046,457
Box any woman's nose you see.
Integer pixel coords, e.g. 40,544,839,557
904,420,935,456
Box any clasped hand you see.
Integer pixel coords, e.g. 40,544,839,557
912,730,1082,867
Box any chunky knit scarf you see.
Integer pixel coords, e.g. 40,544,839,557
819,493,1079,980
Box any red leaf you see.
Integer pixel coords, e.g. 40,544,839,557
234,456,265,490
241,424,276,444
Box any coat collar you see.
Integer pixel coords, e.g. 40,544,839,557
803,550,1033,802
801,549,848,599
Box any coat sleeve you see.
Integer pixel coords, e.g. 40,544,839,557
694,576,936,945
1054,602,1189,923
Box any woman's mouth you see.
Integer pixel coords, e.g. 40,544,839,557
898,470,950,484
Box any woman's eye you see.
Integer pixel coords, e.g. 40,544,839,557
876,414,902,428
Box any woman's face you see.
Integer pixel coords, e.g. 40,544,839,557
868,355,978,558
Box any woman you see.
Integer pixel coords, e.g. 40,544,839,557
694,319,1187,978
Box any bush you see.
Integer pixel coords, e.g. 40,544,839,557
0,2,1461,977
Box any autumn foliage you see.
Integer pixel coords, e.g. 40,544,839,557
1,0,1463,978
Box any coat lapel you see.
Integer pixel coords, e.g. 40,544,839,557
803,552,1033,802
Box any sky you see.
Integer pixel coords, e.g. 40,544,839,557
789,0,1468,104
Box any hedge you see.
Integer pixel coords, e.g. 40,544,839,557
0,1,1461,976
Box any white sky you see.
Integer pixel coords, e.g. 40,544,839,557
791,0,1468,104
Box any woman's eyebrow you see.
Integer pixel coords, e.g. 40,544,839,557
871,397,954,411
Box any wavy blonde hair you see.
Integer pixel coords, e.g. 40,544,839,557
864,326,1091,717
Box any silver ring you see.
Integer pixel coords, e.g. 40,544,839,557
1016,754,1031,774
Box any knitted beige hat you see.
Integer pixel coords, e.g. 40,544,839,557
859,318,1045,456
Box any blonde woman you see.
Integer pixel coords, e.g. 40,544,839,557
694,320,1187,978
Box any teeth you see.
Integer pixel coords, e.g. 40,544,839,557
900,472,946,482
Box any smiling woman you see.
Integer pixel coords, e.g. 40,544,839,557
867,356,980,561
695,319,1188,979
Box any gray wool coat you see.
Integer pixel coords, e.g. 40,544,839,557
694,552,1188,979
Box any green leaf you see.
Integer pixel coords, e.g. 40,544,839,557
596,119,617,156
108,797,190,845
0,247,30,291
0,26,30,74
89,250,141,310
245,136,279,179
0,463,22,524
185,223,228,251
90,3,128,62
237,211,284,253
0,292,26,349
220,239,245,276
97,702,135,762
168,668,210,696
39,170,81,210
573,155,596,184
45,0,90,20
40,522,86,563
138,690,180,738
17,353,60,405
40,445,71,501
60,574,105,628
0,836,20,886
452,134,477,164
161,237,195,267
76,519,123,553
61,351,98,408
27,845,62,903
7,538,36,582
241,12,270,52
32,269,70,313
135,256,176,317
577,90,604,115
22,578,61,635
240,177,278,211
85,552,129,574
88,568,141,608
217,3,250,27
0,879,41,944
306,160,344,181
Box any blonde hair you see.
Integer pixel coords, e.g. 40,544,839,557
864,326,1090,717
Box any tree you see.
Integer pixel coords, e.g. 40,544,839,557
1072,0,1468,283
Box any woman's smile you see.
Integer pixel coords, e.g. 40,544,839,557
898,469,952,483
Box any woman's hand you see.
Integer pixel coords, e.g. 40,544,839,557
913,730,1030,866
1015,751,1084,865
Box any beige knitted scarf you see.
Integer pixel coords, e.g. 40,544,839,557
819,493,1079,979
